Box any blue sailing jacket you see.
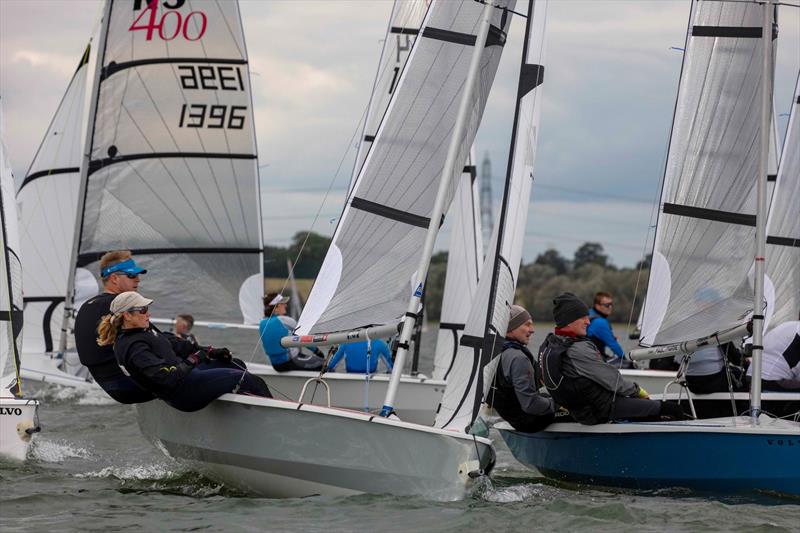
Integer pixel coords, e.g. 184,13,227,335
259,316,290,366
327,340,393,374
587,308,624,358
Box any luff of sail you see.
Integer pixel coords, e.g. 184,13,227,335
0,101,24,393
296,0,514,337
640,0,777,347
764,72,799,329
433,150,483,380
436,0,547,432
18,46,92,355
71,0,262,325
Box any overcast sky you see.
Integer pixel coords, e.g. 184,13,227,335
1,0,798,268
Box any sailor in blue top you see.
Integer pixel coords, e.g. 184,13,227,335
327,339,394,374
586,292,627,365
259,292,325,371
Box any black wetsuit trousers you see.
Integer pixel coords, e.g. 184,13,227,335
610,397,685,422
164,360,272,412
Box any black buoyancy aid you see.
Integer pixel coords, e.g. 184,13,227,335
539,333,613,425
487,341,535,415
114,328,190,396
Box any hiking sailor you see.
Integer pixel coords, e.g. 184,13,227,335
73,250,155,403
100,292,272,412
540,292,684,424
485,305,556,432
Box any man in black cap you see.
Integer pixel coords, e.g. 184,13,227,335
485,304,556,432
539,292,684,425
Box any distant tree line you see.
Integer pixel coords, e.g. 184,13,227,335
265,233,649,325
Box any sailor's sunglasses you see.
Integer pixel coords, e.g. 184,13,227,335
113,272,140,279
599,302,614,307
128,306,150,314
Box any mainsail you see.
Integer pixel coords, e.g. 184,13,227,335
349,0,429,193
433,150,483,380
764,72,799,329
296,0,513,337
436,0,547,431
64,0,263,330
0,101,24,392
640,0,777,346
18,46,92,355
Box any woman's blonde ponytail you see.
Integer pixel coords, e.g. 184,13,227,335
97,313,124,346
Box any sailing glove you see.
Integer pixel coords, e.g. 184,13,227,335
207,347,233,362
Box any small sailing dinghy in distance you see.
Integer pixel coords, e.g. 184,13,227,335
135,0,518,499
499,0,799,496
0,100,41,461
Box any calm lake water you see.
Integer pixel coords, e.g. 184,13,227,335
2,325,798,532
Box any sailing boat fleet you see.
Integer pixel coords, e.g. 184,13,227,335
2,0,797,498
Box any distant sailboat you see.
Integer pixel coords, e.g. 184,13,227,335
16,44,100,388
0,99,41,461
499,0,799,496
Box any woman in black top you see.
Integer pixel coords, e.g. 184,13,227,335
98,292,271,412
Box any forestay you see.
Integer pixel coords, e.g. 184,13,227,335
433,149,483,380
18,47,93,355
640,1,777,346
0,102,23,391
70,0,262,325
297,0,513,336
764,73,799,330
349,0,429,193
436,0,547,431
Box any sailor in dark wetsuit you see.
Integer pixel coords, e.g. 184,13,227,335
98,292,271,412
74,251,155,404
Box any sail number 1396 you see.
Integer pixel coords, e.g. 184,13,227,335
177,65,248,130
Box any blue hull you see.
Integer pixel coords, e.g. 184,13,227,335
499,425,800,496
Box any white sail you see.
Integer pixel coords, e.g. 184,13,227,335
286,259,303,320
436,0,547,431
69,0,263,326
349,0,429,193
433,149,483,380
764,72,799,330
0,101,24,390
640,1,777,346
297,0,514,337
17,47,92,355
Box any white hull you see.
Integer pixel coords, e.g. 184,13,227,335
0,396,40,461
19,351,97,390
137,394,495,500
249,363,446,425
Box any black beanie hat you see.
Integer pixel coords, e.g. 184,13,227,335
553,292,589,328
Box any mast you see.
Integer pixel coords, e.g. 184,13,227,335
749,0,774,419
59,0,112,353
380,0,496,417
